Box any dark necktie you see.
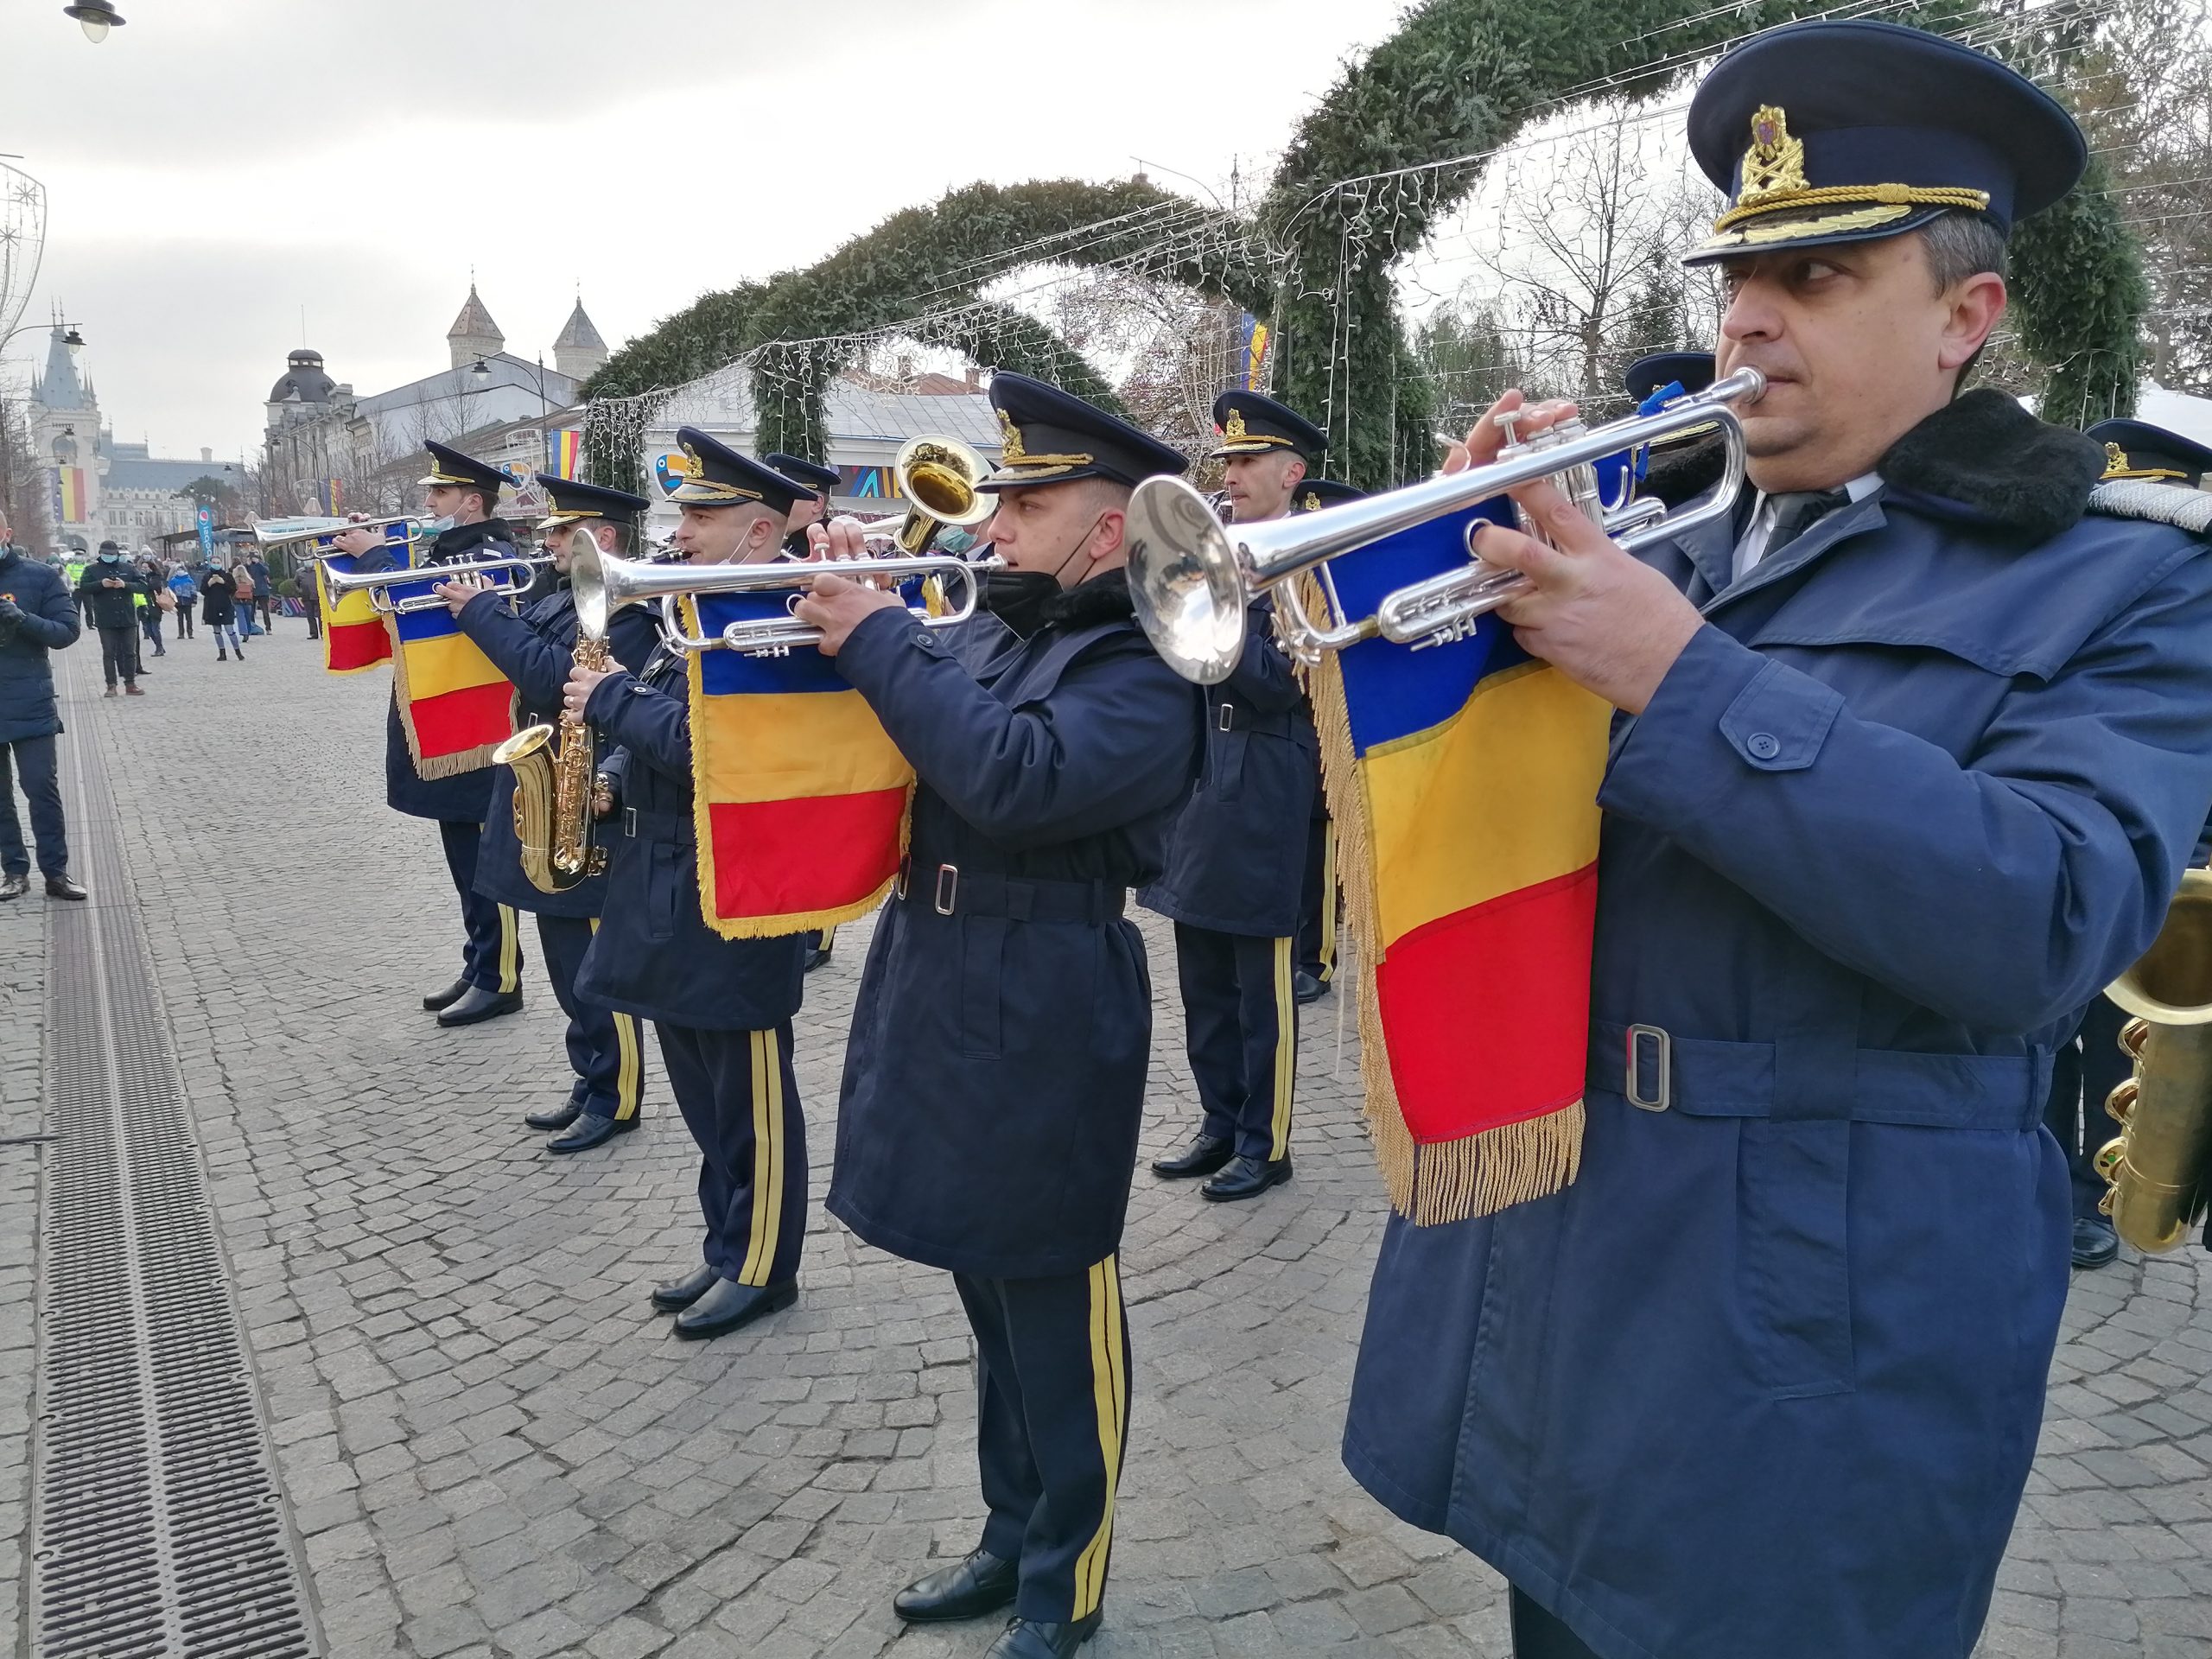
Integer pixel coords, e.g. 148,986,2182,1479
1764,488,1850,559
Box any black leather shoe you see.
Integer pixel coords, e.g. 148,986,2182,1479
524,1097,585,1132
435,985,524,1027
985,1614,1102,1658
1151,1132,1233,1179
649,1264,719,1313
804,942,834,973
549,1112,634,1154
44,875,87,901
893,1548,1019,1623
421,976,471,1012
0,874,26,901
674,1277,798,1340
1203,1154,1292,1202
2072,1215,2120,1269
1293,969,1326,1005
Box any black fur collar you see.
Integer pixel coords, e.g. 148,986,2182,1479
1643,435,1729,510
1878,389,2103,544
1038,567,1136,629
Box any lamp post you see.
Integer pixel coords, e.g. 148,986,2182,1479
61,1,125,41
470,353,551,417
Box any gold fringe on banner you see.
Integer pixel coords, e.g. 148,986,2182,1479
1294,571,1585,1226
389,620,504,779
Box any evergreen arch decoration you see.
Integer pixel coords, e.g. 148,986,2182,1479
585,1,2144,493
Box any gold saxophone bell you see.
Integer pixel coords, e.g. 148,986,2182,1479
2095,868,2212,1253
494,526,616,895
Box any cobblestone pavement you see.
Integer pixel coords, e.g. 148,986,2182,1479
10,622,2212,1659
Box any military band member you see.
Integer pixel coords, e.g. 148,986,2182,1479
1342,22,2212,1659
434,477,663,1151
1143,391,1323,1200
334,442,527,1027
767,451,847,973
562,430,812,1339
793,373,1201,1659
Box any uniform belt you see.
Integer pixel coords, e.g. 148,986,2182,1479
620,804,691,842
1211,698,1296,737
898,861,1124,923
1587,1020,2050,1132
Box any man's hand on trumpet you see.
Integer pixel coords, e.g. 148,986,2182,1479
1451,390,1707,717
791,517,906,655
564,655,618,725
433,573,492,617
329,516,381,558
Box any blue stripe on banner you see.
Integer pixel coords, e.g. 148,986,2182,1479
694,588,918,696
393,601,463,644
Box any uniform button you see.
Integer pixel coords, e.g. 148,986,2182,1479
1745,732,1781,760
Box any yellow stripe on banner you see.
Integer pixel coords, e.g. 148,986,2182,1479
1316,822,1338,983
1270,936,1295,1161
1362,662,1611,948
401,630,506,703
696,689,913,805
497,906,520,993
1073,1255,1128,1617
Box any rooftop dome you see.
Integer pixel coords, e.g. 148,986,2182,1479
269,348,336,406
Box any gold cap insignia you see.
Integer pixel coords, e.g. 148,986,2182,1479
1223,409,1249,441
673,445,701,479
1301,491,1320,512
996,408,1027,464
2105,441,2131,476
1740,105,1808,204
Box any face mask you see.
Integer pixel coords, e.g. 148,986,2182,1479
100,552,121,563
422,515,456,537
976,569,1061,638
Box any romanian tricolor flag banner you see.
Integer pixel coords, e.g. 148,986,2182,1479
685,591,913,939
311,522,416,675
385,569,513,778
546,427,584,480
1303,500,1611,1224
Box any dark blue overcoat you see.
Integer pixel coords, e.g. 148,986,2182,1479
826,574,1203,1279
1137,600,1316,937
1342,398,2212,1659
574,649,806,1030
0,551,80,741
454,584,659,917
369,519,516,823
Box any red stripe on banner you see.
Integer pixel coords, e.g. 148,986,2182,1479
326,618,391,672
410,680,513,760
707,788,909,923
1374,863,1598,1143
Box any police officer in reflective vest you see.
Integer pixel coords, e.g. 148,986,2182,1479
562,430,812,1339
1340,22,2212,1658
434,476,663,1151
1143,391,1324,1201
334,442,527,1027
794,373,1202,1659
767,451,847,973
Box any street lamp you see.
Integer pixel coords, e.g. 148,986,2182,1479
471,353,550,416
61,1,125,42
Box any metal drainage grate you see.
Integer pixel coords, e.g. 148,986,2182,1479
31,658,318,1659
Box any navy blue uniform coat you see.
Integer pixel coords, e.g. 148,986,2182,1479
454,583,659,917
575,649,807,1030
1138,600,1317,936
827,575,1203,1279
0,551,80,741
1342,395,2212,1659
366,519,516,823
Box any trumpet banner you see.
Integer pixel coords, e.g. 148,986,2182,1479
1304,502,1611,1224
314,531,411,674
684,592,914,939
385,571,514,779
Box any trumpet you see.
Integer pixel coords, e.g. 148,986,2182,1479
1125,368,1764,683
571,532,997,658
253,514,426,551
320,552,548,614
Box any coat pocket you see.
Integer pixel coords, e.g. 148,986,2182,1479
645,840,682,943
1738,1117,1856,1399
957,915,1007,1059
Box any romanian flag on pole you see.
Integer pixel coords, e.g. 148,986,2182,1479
685,591,913,939
1303,500,1611,1224
385,569,513,778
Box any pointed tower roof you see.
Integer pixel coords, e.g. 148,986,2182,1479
554,300,607,354
38,322,87,411
447,283,504,346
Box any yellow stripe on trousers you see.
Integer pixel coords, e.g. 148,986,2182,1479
1316,822,1338,983
737,1027,786,1287
496,906,519,992
1072,1255,1128,1618
589,918,643,1122
1269,936,1295,1161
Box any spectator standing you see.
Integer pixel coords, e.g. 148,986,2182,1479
246,552,274,635
74,542,147,697
167,563,197,640
0,507,87,900
201,563,243,660
140,569,169,659
230,558,259,638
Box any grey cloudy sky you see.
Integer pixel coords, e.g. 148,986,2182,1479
0,0,1414,467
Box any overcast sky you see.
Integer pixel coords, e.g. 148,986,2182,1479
0,0,1414,466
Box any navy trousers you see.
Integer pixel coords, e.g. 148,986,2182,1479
957,1257,1130,1624
0,735,67,878
537,914,644,1122
1296,814,1337,986
2046,993,2131,1223
435,818,523,993
1173,921,1296,1162
656,1020,804,1288
95,624,138,689
1510,1588,1603,1659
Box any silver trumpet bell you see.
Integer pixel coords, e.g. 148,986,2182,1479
319,551,547,614
1126,367,1764,683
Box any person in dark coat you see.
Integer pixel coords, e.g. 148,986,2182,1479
435,476,663,1153
766,451,849,972
200,563,244,658
332,442,528,1027
0,509,87,900
74,542,147,697
1141,391,1323,1201
1339,24,2212,1659
561,431,813,1339
793,373,1202,1659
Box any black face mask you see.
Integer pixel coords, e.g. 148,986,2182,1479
976,569,1061,638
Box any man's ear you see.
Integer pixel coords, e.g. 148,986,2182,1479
1090,507,1127,565
1938,271,2007,375
1285,455,1309,491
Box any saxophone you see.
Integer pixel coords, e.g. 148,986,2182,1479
2095,867,2212,1253
492,633,609,894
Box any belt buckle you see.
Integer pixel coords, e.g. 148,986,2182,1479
933,862,959,917
623,806,639,840
1217,702,1236,734
1625,1024,1671,1112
